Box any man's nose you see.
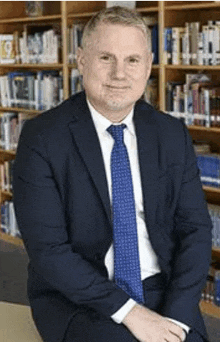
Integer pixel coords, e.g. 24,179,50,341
111,60,126,79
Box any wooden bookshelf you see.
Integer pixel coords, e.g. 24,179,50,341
200,301,220,319
0,231,23,247
0,64,63,69
0,14,61,24
0,0,219,320
0,107,41,114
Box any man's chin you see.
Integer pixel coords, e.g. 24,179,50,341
104,98,132,112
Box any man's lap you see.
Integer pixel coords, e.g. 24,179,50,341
63,274,207,342
62,309,205,342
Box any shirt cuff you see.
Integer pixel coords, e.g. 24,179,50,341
166,317,190,339
111,299,137,324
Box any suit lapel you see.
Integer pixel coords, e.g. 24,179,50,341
68,94,112,226
67,93,160,231
134,102,159,229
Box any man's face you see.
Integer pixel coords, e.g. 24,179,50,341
77,23,152,122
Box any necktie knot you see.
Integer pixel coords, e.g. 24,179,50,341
107,124,126,144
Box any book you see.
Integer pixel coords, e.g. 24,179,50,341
144,77,158,109
0,34,15,64
172,27,185,65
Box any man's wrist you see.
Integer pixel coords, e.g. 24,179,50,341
111,298,137,324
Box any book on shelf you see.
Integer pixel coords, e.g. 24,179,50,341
0,34,16,64
202,260,220,306
144,77,158,110
0,111,37,151
0,25,60,65
164,19,220,66
0,70,63,111
106,1,136,9
70,69,84,95
196,153,220,188
166,73,220,128
209,204,220,249
171,27,185,65
0,160,13,192
68,23,84,64
1,200,20,238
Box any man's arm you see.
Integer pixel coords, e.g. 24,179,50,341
13,119,130,318
159,121,212,327
119,121,212,342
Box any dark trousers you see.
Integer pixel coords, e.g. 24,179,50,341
63,273,207,342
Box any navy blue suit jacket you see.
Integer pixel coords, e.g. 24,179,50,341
13,91,212,342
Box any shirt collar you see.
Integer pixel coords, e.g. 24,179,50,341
86,98,135,137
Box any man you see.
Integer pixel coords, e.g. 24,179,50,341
13,6,212,342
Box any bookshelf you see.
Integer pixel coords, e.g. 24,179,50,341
0,0,219,318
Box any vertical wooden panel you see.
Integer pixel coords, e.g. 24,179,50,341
158,0,165,111
61,1,69,99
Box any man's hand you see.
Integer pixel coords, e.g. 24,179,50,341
122,304,186,342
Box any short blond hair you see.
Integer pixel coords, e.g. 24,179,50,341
81,6,151,51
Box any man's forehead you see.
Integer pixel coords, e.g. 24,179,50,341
90,22,146,40
87,23,148,50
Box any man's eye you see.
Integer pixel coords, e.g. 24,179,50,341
100,55,111,62
129,58,139,64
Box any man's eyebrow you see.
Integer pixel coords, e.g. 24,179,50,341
127,54,142,59
98,51,142,59
98,51,115,56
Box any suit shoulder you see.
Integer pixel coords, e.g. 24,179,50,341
20,92,86,140
136,99,184,132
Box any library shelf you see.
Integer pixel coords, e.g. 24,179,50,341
67,5,159,19
68,11,99,19
212,247,220,260
188,126,220,134
0,14,61,24
0,149,16,161
165,2,220,11
0,231,23,247
136,6,159,13
203,187,220,205
165,65,220,70
0,107,41,114
200,301,220,319
1,190,13,202
0,64,63,70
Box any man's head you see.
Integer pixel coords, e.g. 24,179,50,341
77,6,153,122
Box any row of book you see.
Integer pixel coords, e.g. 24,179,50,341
0,70,63,110
0,112,32,151
0,160,13,192
67,19,159,64
196,154,220,189
209,204,220,248
0,26,61,64
202,261,220,306
0,76,158,153
166,73,220,127
1,201,20,238
164,20,220,66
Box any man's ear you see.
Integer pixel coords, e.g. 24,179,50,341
146,52,153,81
76,47,85,74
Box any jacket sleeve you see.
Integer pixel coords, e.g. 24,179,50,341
160,121,213,329
12,119,130,318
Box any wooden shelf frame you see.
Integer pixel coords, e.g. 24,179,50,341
0,64,63,69
0,231,23,247
165,1,220,11
200,300,220,319
0,14,62,24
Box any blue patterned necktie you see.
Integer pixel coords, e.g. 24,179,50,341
107,124,144,304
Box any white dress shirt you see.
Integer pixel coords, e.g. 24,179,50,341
87,100,189,336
